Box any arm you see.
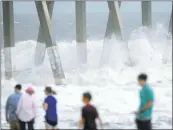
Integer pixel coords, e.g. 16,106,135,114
16,96,22,115
139,101,153,113
97,116,103,128
43,103,48,111
79,108,85,128
43,98,48,111
32,97,37,118
5,96,10,122
95,108,103,128
79,118,85,129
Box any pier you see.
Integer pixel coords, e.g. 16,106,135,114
0,1,172,85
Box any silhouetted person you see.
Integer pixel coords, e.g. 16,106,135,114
79,92,103,130
5,84,22,130
43,86,58,130
134,73,154,130
16,87,36,130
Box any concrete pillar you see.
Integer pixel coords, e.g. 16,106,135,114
105,1,123,40
0,2,1,127
2,1,14,80
35,1,54,66
141,1,152,27
168,2,172,33
100,1,122,67
0,2,2,46
75,1,87,65
35,1,65,85
0,1,2,89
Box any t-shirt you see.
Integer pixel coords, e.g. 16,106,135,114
44,95,57,121
6,92,22,121
82,104,99,130
137,84,154,120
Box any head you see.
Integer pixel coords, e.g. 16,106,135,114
14,84,22,92
44,86,56,95
82,92,92,104
25,87,34,95
138,73,147,87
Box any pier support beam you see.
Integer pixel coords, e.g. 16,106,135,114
141,1,152,27
168,2,172,33
35,1,65,85
75,1,87,65
105,1,122,39
100,1,122,67
2,1,14,79
0,1,2,88
35,1,54,66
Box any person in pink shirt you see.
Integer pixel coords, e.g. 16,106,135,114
16,87,36,130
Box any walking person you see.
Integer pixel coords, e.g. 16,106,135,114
43,86,58,130
79,92,103,130
134,73,154,130
5,84,22,130
16,87,36,130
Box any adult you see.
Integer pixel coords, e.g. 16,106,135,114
16,87,36,130
135,73,155,130
5,84,22,130
43,86,58,130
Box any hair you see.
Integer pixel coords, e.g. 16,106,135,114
83,92,92,101
27,91,34,95
45,86,56,95
138,73,147,81
15,84,22,90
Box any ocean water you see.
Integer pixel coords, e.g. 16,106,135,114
1,11,172,129
0,12,170,42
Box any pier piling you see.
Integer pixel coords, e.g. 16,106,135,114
141,1,152,27
168,1,172,33
2,1,14,79
35,1,65,85
105,1,122,39
35,1,55,66
75,1,87,65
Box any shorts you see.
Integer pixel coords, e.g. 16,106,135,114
10,120,20,130
45,119,57,129
135,119,152,130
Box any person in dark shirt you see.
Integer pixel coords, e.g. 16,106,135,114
79,92,103,130
43,86,58,130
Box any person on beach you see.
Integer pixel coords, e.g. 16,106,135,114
5,84,22,130
16,87,36,130
134,73,154,130
79,92,103,130
43,86,58,130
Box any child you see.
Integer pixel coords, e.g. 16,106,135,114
79,92,103,130
43,86,58,130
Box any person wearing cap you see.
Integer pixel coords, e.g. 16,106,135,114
134,73,154,130
5,84,22,130
43,86,58,130
16,87,37,130
79,92,103,130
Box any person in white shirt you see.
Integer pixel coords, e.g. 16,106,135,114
16,87,36,130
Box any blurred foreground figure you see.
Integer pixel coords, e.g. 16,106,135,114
43,86,58,130
134,73,154,130
5,84,22,130
16,87,36,130
79,92,103,130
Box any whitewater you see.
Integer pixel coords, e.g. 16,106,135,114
1,26,172,129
